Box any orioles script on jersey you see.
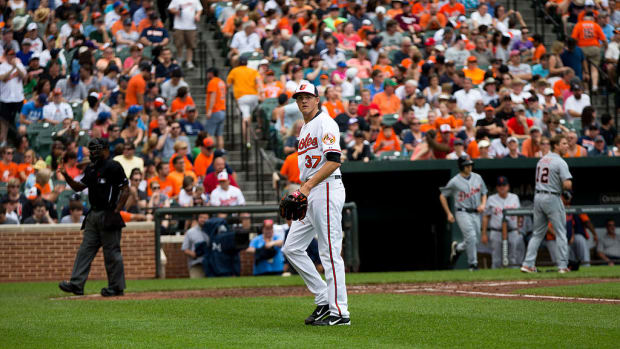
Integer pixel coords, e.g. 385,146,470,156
298,134,319,155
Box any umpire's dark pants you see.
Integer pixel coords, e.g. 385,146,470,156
69,210,126,291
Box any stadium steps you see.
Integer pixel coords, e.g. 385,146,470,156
187,18,279,207
515,0,611,117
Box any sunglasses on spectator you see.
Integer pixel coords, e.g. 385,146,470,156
5,151,13,155
152,185,160,190
171,126,180,130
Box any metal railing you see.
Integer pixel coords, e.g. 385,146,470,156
584,58,620,124
153,203,360,277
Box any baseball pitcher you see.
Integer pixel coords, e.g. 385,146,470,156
280,80,350,326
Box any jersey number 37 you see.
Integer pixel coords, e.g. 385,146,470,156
536,166,549,183
304,155,321,168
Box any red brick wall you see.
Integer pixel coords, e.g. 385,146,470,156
162,239,255,277
0,223,155,282
162,241,189,278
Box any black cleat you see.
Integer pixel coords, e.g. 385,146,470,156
312,315,351,326
101,287,124,297
305,304,329,325
450,241,461,265
469,264,479,271
58,281,84,296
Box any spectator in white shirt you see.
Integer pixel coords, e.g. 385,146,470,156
210,171,245,206
489,130,510,158
564,83,591,123
471,3,493,27
105,2,124,30
42,88,73,124
168,0,202,69
454,78,482,113
319,36,347,69
0,48,26,145
230,21,261,61
507,50,532,81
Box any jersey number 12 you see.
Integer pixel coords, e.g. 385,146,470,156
536,166,549,183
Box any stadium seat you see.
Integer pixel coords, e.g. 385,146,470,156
56,190,75,218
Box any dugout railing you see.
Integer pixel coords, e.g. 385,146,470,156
153,203,360,278
503,205,620,266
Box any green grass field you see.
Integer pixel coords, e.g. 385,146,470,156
2,267,620,348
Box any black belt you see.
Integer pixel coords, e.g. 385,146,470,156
536,190,560,196
304,175,341,182
456,208,478,213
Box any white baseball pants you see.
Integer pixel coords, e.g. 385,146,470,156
282,178,349,318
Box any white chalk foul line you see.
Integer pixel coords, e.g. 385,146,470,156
394,288,620,303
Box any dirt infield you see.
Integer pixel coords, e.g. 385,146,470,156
59,278,620,304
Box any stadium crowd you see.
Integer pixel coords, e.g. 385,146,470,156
0,0,254,228
209,0,620,189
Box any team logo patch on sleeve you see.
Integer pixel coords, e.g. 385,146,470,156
322,133,336,145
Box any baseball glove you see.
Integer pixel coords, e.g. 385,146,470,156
279,190,308,221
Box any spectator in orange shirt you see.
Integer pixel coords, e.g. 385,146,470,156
222,4,248,37
419,4,448,31
372,78,401,115
170,86,195,116
138,7,164,33
532,34,547,63
279,146,301,194
323,86,346,118
372,53,395,78
169,140,194,173
463,56,485,85
147,162,176,197
571,13,606,91
205,67,226,150
521,126,543,158
373,124,402,155
439,0,465,20
194,137,215,179
125,61,151,109
227,56,262,146
167,155,197,196
17,149,35,183
553,68,574,99
263,70,285,98
565,130,588,157
0,147,19,183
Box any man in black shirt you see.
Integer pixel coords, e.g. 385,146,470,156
58,138,130,297
476,105,504,137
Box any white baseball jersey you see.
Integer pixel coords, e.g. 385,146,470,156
485,193,520,231
297,111,342,182
283,109,349,319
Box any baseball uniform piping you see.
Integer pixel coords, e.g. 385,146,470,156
326,182,342,316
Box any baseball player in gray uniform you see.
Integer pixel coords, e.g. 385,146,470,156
481,176,524,268
521,134,573,273
440,155,488,270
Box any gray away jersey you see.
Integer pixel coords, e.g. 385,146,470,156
484,193,520,231
535,152,572,193
441,172,488,210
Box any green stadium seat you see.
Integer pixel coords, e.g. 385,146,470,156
382,113,399,126
56,189,75,218
377,150,400,160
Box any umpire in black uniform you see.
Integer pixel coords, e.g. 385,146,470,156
58,138,130,297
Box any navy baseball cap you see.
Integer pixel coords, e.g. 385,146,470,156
70,72,80,84
497,176,509,186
